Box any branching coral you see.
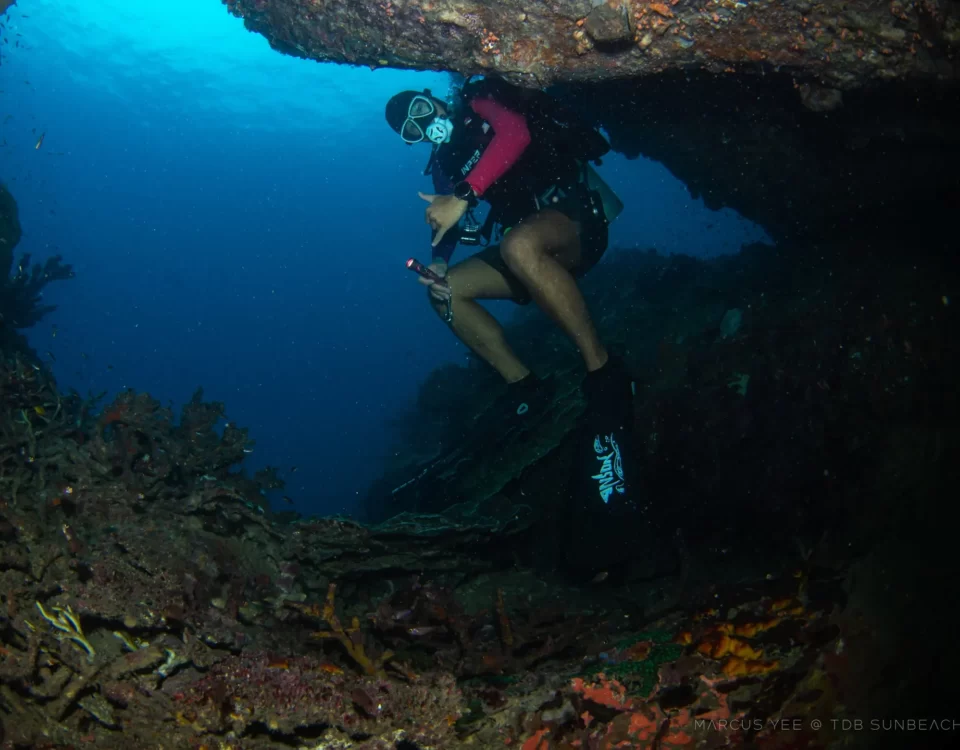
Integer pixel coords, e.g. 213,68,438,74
304,583,396,676
34,601,96,661
1,183,75,331
1,253,75,329
85,387,257,500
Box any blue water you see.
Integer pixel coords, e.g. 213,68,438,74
1,0,768,516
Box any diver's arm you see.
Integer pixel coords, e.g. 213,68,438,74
462,97,532,197
432,233,457,265
430,168,458,264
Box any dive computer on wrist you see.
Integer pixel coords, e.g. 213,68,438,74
453,180,478,205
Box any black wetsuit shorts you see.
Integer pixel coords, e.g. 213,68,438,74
474,188,609,305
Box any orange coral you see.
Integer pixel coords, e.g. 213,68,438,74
627,710,662,742
521,728,550,750
559,673,749,749
649,2,674,17
692,621,784,680
305,583,394,676
571,676,631,709
733,618,780,637
697,633,764,661
722,655,780,677
316,662,344,676
619,703,696,747
769,596,803,613
624,639,652,660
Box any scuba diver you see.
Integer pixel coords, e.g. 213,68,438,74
385,78,639,556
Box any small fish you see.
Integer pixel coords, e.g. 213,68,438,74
33,405,46,415
290,466,298,473
243,448,254,454
51,324,57,338
80,352,89,359
590,571,609,584
46,350,56,362
106,364,114,370
408,626,439,637
34,132,44,150
281,496,293,504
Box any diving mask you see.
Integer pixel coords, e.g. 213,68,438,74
401,95,454,145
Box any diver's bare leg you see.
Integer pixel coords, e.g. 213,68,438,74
500,211,608,372
430,257,530,383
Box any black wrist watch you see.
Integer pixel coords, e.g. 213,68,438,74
453,180,478,206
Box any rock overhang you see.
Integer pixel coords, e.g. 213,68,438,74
221,0,960,241
222,0,958,89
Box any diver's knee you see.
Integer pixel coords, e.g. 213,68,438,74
500,232,542,272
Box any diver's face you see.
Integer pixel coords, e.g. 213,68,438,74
400,97,450,145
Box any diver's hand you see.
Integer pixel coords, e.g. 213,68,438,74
419,261,451,302
419,192,468,247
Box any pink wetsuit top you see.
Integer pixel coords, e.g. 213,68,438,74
462,97,532,197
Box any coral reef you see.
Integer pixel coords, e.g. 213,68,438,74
2,171,958,748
